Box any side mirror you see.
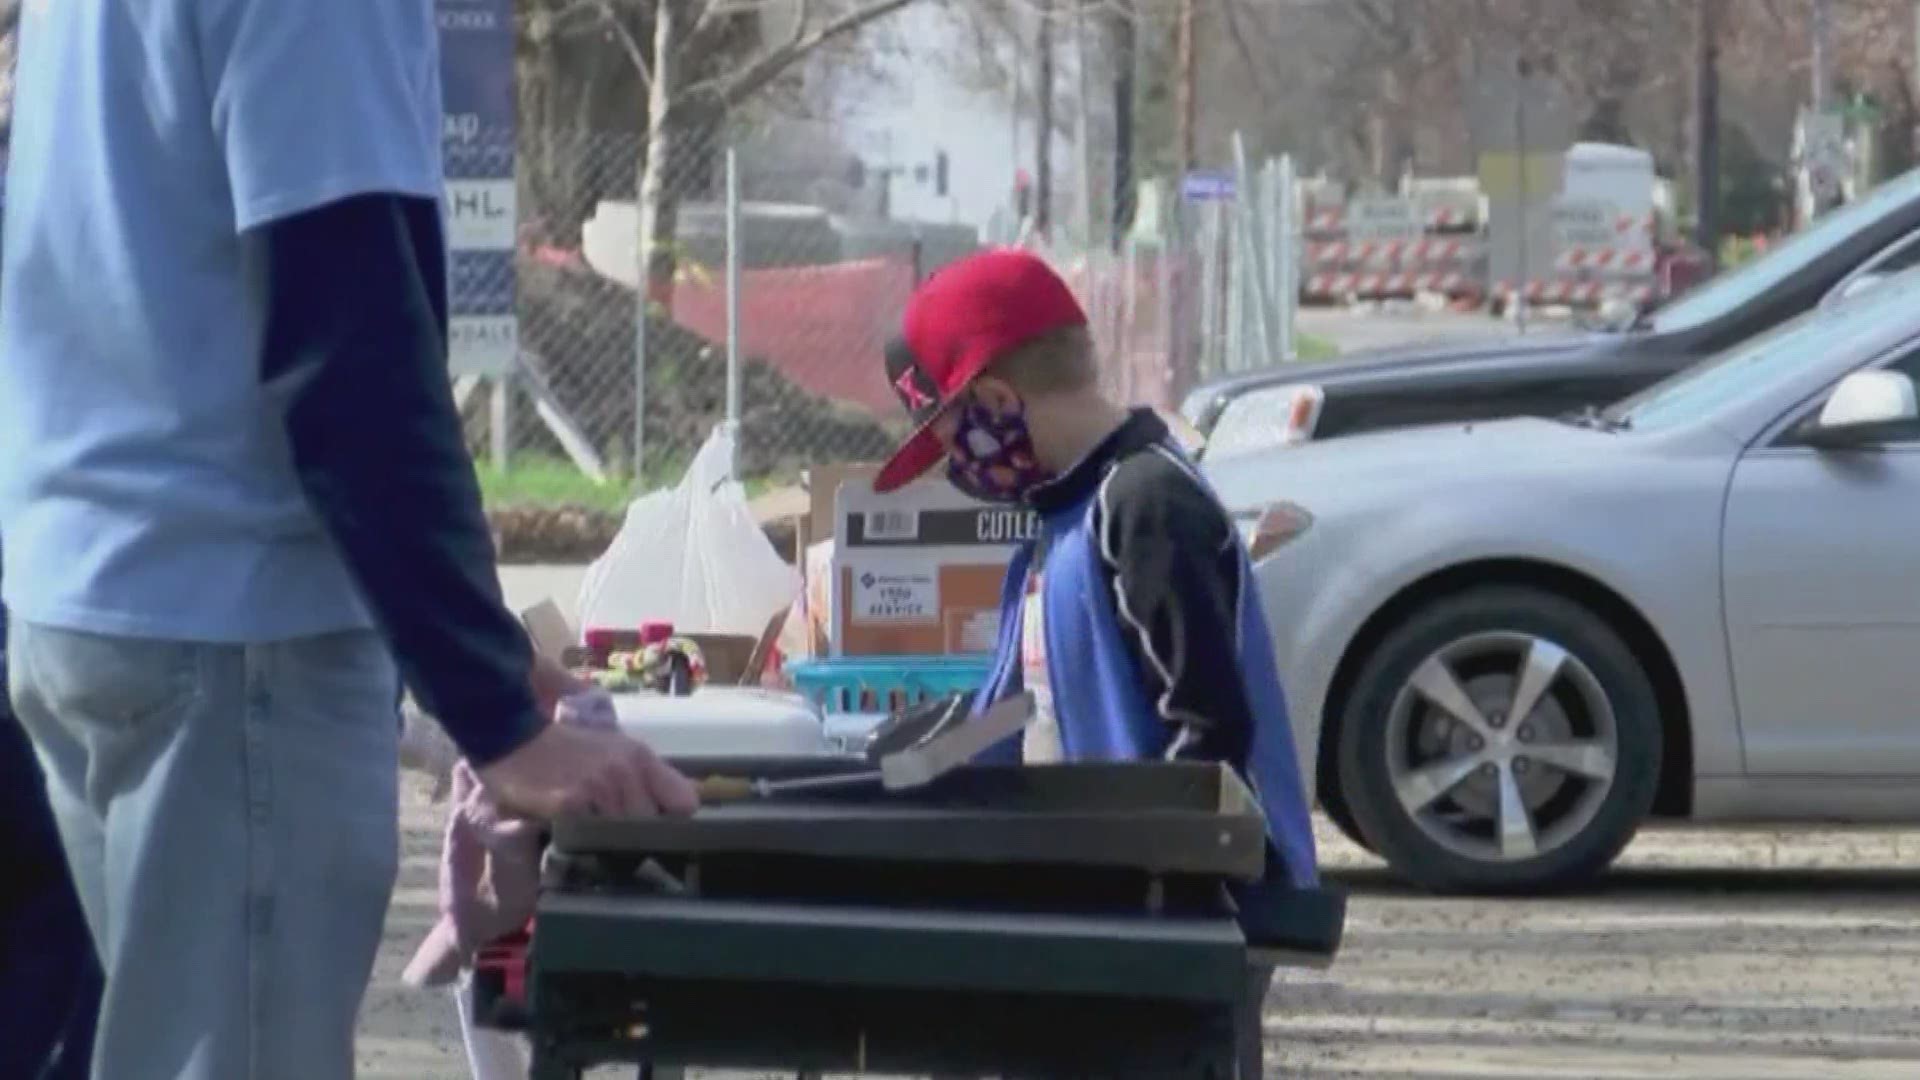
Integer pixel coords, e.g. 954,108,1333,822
1803,370,1920,449
1824,270,1889,308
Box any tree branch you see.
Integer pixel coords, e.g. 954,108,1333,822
598,0,653,88
691,0,752,37
1217,0,1277,104
705,0,921,108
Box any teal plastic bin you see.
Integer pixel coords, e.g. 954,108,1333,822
786,655,993,715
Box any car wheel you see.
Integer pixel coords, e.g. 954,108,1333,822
1319,788,1376,854
1336,586,1660,894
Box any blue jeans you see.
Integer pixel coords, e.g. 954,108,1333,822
0,707,101,1080
9,622,401,1080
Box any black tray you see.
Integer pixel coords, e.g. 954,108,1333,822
552,761,1268,881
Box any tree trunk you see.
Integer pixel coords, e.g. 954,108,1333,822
637,0,687,307
1175,0,1197,174
1694,0,1721,264
1035,0,1055,235
1109,0,1136,249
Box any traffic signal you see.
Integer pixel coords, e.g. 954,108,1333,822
847,157,866,190
934,151,950,197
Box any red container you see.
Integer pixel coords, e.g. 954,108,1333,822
639,620,674,646
582,627,642,667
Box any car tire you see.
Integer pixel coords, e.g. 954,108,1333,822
1336,586,1661,895
1319,789,1376,855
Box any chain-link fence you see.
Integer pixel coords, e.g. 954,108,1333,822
471,126,953,496
1029,139,1304,416
468,124,1307,503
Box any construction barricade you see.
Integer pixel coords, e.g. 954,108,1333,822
1301,196,1487,305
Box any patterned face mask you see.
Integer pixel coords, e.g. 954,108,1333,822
945,397,1051,503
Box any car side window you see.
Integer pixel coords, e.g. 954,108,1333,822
1878,232,1920,275
1823,228,1920,307
1888,346,1920,386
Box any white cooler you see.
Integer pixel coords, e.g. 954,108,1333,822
611,686,835,758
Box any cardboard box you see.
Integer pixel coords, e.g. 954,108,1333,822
831,478,1037,657
806,462,879,543
782,463,882,658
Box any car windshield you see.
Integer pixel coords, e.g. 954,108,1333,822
1605,269,1920,431
1646,167,1920,334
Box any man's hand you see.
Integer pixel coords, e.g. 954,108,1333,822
477,724,701,821
530,650,594,721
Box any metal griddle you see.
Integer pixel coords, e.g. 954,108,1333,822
552,759,1269,880
512,761,1341,1079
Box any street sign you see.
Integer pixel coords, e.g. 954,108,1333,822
1797,108,1848,205
1464,49,1575,155
439,0,519,378
1476,152,1563,200
1346,197,1421,243
1552,199,1617,249
1180,170,1236,202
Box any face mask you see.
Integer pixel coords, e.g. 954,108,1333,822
946,397,1051,503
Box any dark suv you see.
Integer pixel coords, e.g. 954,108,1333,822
1184,167,1920,459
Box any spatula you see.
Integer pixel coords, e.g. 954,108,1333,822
696,691,1035,804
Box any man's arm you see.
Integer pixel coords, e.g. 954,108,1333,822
243,194,543,766
208,0,696,818
1094,447,1256,768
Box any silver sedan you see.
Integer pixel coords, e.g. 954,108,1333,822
1203,269,1920,894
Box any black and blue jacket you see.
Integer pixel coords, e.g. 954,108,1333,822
971,409,1319,890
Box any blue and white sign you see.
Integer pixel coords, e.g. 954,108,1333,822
439,0,518,377
1180,170,1236,202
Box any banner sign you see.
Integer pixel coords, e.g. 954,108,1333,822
439,0,518,377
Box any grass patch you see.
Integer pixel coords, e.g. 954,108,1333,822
1296,333,1339,361
474,458,639,512
475,456,791,511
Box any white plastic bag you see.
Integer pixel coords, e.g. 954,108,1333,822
576,425,800,638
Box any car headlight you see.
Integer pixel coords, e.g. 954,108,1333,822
1204,384,1325,461
1234,501,1315,562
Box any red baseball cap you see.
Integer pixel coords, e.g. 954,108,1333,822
873,247,1088,493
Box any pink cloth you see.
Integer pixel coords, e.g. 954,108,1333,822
402,690,619,989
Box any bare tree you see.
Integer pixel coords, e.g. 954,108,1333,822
530,0,926,302
641,0,928,299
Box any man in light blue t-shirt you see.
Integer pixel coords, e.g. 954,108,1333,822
0,0,698,1075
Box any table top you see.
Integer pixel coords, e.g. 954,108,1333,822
553,761,1267,880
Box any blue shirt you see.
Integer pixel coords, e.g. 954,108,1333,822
0,0,444,641
971,429,1320,891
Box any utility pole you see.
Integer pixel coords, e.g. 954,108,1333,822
1035,0,1055,236
1175,0,1197,175
1695,0,1721,265
1073,0,1095,246
1811,0,1832,115
1109,0,1137,249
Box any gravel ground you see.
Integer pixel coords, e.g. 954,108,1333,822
358,774,1920,1080
352,563,1920,1076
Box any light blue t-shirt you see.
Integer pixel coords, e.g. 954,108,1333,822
0,0,445,641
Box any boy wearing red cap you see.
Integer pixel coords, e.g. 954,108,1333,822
876,247,1328,1077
